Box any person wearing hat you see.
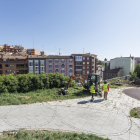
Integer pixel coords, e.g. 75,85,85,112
90,82,95,101
102,81,109,100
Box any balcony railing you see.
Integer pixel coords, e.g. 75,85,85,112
61,65,65,67
69,70,73,72
75,69,82,71
61,70,65,72
55,61,59,63
61,61,65,63
55,70,59,72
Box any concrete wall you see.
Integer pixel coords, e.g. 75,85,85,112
110,57,135,76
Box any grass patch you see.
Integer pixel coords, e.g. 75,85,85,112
0,87,90,106
130,108,140,119
109,85,118,88
0,130,110,140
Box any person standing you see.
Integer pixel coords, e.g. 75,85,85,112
90,83,95,101
102,81,109,100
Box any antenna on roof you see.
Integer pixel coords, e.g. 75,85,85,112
33,37,34,49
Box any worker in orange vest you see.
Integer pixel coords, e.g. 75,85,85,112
102,81,109,100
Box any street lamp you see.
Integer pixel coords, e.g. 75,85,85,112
104,58,107,80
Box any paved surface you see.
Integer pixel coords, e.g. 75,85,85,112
0,87,140,140
124,88,140,100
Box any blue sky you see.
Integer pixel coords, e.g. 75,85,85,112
0,0,140,61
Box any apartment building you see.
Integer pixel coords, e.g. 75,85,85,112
72,53,97,80
110,57,135,76
27,49,41,55
0,45,4,51
0,54,28,75
28,55,46,74
46,55,74,77
3,44,23,53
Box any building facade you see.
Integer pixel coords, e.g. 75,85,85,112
46,55,74,77
27,49,41,55
0,54,28,75
3,44,23,54
72,53,97,80
28,55,46,74
110,57,135,76
103,68,123,80
97,65,104,81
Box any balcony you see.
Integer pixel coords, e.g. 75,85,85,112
49,65,52,68
55,65,59,68
61,70,65,73
61,65,65,68
61,61,65,63
69,70,73,72
55,70,59,72
55,61,59,63
75,69,82,71
49,60,52,63
69,65,73,68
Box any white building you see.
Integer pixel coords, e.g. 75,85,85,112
110,57,135,76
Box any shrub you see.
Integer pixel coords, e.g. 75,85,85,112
129,71,137,81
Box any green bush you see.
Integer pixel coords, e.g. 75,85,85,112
129,71,137,81
0,73,75,93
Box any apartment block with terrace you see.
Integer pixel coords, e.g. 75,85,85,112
72,53,97,81
0,52,28,75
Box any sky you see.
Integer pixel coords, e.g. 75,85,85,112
0,0,140,61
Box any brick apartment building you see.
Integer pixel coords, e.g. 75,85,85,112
27,49,41,55
72,53,97,81
3,44,23,53
46,55,74,76
0,54,28,75
28,55,46,74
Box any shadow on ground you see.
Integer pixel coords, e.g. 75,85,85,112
77,99,104,104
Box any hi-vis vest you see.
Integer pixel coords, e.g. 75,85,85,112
90,85,95,93
103,84,108,92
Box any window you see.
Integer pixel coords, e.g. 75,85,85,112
10,70,14,73
49,59,52,63
0,70,2,74
61,64,65,67
55,69,59,72
83,57,85,60
10,64,14,67
87,71,89,74
49,69,52,72
87,57,89,60
69,73,72,77
5,70,9,73
69,65,72,67
83,67,85,69
10,59,14,61
35,67,39,71
29,67,33,72
49,65,52,68
69,59,73,62
83,71,85,74
87,62,89,64
69,68,72,72
55,65,59,68
40,60,44,66
29,60,33,66
83,62,85,64
3,59,6,61
55,59,58,62
35,60,39,66
40,67,44,72
61,59,65,62
5,64,8,67
87,67,89,69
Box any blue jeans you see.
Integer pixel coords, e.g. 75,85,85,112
91,93,94,98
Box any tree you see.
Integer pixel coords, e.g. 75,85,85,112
129,71,137,81
134,64,140,78
98,60,105,66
